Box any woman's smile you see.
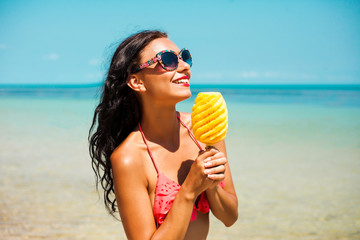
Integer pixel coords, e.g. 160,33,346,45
172,75,190,87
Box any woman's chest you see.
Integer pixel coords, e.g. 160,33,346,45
146,140,201,206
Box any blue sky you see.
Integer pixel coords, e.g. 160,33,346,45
0,0,359,85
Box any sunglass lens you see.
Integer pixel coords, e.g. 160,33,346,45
181,50,192,67
161,52,178,70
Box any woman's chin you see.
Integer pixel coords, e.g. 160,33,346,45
177,89,192,102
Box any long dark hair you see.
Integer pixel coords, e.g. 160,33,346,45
88,30,168,217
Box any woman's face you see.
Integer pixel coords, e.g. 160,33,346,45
135,38,192,105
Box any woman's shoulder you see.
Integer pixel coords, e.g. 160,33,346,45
110,130,150,191
110,130,145,171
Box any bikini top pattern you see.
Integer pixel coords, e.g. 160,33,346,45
138,114,223,228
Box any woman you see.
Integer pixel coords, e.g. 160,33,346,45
89,30,238,239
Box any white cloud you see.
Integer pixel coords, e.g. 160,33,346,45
228,71,259,79
193,70,321,84
88,58,101,66
193,72,223,79
228,70,318,81
264,71,317,80
240,71,259,78
264,71,282,78
44,53,59,60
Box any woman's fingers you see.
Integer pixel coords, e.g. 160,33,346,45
203,151,227,181
212,151,225,160
204,156,227,168
205,145,219,151
206,173,225,181
204,164,226,175
197,149,220,164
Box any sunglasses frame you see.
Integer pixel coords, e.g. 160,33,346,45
134,48,192,73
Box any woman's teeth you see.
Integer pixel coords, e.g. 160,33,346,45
174,79,189,84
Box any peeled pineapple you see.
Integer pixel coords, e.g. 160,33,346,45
191,92,228,145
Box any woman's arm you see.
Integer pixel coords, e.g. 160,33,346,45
204,140,238,226
111,147,218,240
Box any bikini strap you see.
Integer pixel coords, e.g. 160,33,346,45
138,114,204,174
138,122,159,174
177,114,204,151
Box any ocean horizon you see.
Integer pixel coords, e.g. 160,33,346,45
1,83,359,90
1,83,360,108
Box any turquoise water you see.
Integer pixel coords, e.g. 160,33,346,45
1,84,360,239
1,84,360,108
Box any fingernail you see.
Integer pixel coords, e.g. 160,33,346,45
204,162,212,167
207,174,216,179
204,169,211,174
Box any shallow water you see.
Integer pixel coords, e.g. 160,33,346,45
1,86,360,239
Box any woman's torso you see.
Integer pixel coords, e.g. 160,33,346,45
133,113,209,239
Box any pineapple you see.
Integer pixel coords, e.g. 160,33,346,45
191,92,228,145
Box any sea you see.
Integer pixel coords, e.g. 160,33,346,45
1,84,359,240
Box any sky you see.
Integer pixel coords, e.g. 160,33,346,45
0,0,359,85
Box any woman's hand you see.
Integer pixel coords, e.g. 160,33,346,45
203,149,227,189
181,148,216,197
203,141,239,227
182,148,226,197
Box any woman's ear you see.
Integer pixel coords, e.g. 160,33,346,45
127,74,146,92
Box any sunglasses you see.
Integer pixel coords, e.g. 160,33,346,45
134,48,192,73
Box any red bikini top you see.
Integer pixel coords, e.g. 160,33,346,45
138,114,210,228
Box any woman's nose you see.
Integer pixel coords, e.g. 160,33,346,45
177,58,191,72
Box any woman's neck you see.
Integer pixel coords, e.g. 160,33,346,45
139,104,180,147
